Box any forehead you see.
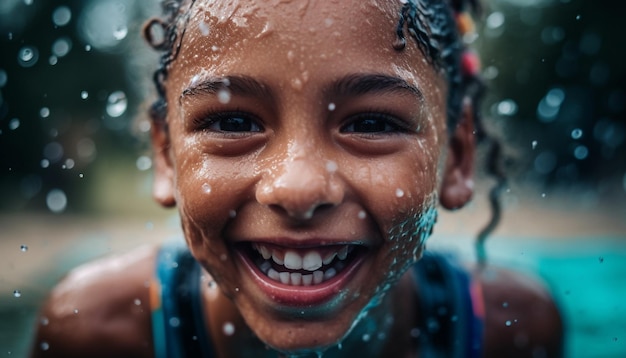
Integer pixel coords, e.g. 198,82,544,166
168,0,444,98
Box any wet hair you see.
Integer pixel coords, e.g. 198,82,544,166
144,0,505,264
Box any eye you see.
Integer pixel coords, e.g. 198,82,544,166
341,113,405,134
197,111,263,133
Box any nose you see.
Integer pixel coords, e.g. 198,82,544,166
256,152,344,220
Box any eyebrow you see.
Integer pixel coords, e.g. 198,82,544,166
180,75,273,102
328,73,424,102
180,73,424,103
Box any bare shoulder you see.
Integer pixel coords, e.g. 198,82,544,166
476,266,564,358
30,245,159,358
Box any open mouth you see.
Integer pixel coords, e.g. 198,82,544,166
245,243,362,286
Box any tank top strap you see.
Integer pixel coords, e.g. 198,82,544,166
413,252,484,358
150,241,215,358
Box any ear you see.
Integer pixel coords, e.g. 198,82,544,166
439,98,476,210
151,121,176,207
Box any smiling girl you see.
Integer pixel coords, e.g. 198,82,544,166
30,0,562,357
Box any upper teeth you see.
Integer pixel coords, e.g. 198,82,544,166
254,244,350,272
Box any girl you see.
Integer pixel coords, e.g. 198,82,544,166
31,0,563,357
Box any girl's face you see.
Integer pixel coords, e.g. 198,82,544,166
152,0,474,353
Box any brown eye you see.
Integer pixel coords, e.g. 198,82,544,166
198,112,263,133
341,113,404,133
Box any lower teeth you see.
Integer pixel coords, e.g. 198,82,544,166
258,259,345,286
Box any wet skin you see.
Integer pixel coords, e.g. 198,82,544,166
30,0,563,357
151,0,469,354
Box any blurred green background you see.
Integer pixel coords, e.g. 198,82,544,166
1,0,625,357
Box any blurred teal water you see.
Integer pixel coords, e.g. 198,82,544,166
3,236,625,357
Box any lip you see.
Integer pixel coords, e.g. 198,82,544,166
235,242,368,307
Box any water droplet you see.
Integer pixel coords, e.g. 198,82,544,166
358,210,367,219
136,156,152,171
20,245,28,252
328,102,336,111
217,89,231,104
73,309,79,314
78,173,84,178
325,160,338,173
113,26,128,40
85,44,92,52
52,37,72,57
229,210,237,218
24,0,33,5
52,6,72,26
17,46,39,67
223,322,235,336
134,299,141,306
169,317,180,327
598,256,604,263
40,159,50,168
48,56,58,66
43,142,64,163
496,99,518,116
575,14,581,21
106,91,127,117
80,90,89,100
541,193,546,198
40,317,49,326
46,189,67,213
40,342,49,351
8,118,20,130
199,21,210,36
208,280,216,288
571,128,583,139
202,183,212,194
531,140,538,149
362,333,371,342
486,11,505,29
505,320,512,326
0,69,7,87
395,188,405,198
502,301,509,308
63,158,75,170
13,290,21,298
574,145,588,160
40,107,50,118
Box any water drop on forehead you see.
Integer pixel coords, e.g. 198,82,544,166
395,188,405,198
199,20,210,36
328,102,336,111
325,160,337,173
202,183,212,194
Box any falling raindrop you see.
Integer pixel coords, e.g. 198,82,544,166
52,6,72,27
13,290,21,298
113,26,128,40
0,69,7,87
63,158,75,170
40,342,49,351
496,99,518,116
8,118,20,130
505,320,512,326
571,128,583,139
223,322,235,336
80,90,89,99
46,189,67,213
573,145,589,160
134,299,141,306
52,37,72,57
106,91,128,117
24,0,33,5
40,317,49,326
502,301,509,308
358,210,367,219
328,102,336,111
48,56,58,66
40,107,50,118
40,159,50,168
486,11,505,29
17,46,39,67
20,245,28,252
541,193,546,198
136,156,152,171
531,140,538,150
